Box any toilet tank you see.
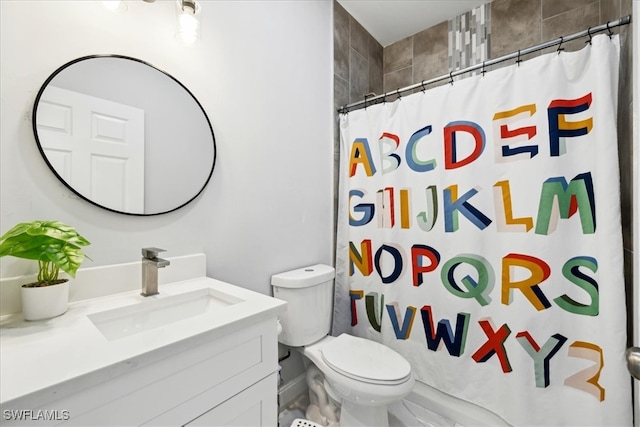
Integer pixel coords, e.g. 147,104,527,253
271,264,335,347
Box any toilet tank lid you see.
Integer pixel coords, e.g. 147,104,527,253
271,264,335,288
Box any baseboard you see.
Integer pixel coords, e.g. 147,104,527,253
278,373,308,410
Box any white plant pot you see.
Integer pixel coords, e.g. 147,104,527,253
21,280,69,321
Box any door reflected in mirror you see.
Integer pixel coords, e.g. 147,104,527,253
33,55,216,215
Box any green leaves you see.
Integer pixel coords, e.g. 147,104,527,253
0,220,91,281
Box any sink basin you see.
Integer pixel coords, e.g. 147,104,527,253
88,287,244,341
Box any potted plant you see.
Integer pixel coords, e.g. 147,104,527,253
0,220,91,321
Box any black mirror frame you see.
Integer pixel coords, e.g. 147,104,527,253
32,54,217,216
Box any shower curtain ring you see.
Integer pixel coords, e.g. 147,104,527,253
481,61,486,76
586,27,593,45
396,88,402,100
557,37,564,54
516,50,522,66
421,80,426,93
449,71,454,85
606,22,613,38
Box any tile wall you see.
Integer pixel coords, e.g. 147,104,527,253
449,5,491,77
333,1,384,239
333,2,383,123
333,0,634,344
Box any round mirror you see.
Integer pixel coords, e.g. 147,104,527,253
32,55,216,216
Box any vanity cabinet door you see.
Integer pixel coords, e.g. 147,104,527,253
185,373,277,427
1,320,279,426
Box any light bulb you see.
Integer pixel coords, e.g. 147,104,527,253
176,0,201,45
178,14,199,44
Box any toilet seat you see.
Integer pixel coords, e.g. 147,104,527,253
320,334,411,385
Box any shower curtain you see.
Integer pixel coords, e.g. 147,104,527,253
334,34,631,426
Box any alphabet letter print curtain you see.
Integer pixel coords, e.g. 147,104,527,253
335,34,631,426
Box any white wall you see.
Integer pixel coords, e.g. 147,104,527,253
0,0,334,296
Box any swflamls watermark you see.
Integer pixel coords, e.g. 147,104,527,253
3,409,70,421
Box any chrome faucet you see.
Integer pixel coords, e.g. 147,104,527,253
141,247,170,297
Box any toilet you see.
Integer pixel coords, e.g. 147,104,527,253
271,264,415,427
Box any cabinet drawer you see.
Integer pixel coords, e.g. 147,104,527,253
185,373,277,427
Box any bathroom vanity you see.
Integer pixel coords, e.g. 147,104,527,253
0,273,286,426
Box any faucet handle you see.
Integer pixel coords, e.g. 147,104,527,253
142,247,166,259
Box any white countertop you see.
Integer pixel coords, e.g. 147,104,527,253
0,277,286,405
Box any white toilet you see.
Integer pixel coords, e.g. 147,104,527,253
272,264,415,427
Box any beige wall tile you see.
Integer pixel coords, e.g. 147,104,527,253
334,0,383,108
384,37,413,74
491,0,541,58
542,0,599,19
413,21,449,82
542,1,600,51
334,75,349,112
333,1,349,82
369,35,384,96
349,16,369,59
349,48,369,103
601,0,622,22
384,67,413,100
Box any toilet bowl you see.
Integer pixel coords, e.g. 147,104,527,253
304,334,414,405
303,334,415,426
272,265,415,427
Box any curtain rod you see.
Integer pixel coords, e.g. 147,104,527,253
338,15,632,114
